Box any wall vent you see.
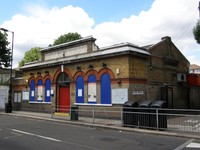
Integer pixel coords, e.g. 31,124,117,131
177,73,186,82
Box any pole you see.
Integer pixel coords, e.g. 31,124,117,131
8,31,14,113
156,109,159,130
199,1,200,19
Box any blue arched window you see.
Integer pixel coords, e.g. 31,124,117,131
30,80,35,102
101,73,111,104
76,76,84,103
45,79,51,102
88,74,96,103
88,74,96,82
37,79,43,102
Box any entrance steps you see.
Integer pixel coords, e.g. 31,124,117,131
54,112,69,117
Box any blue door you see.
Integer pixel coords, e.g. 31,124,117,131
101,74,111,104
30,80,35,102
45,79,51,102
76,76,84,103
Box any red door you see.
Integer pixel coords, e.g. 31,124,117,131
59,86,70,112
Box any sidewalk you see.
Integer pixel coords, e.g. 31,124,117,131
1,111,200,140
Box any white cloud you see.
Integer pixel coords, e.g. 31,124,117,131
1,0,200,68
1,4,94,67
93,0,200,64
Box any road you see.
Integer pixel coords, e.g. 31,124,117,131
0,115,199,150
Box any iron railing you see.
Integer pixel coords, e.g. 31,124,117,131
10,106,200,135
55,106,200,134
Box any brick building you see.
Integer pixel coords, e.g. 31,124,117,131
145,36,189,108
13,35,190,111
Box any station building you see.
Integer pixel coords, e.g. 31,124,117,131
13,36,190,111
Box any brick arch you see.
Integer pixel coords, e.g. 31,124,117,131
43,74,53,82
53,67,73,83
86,69,100,81
36,75,43,84
28,76,36,84
73,71,87,82
98,68,115,79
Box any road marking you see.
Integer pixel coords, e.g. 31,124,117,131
194,123,200,128
174,139,194,150
4,132,22,139
12,129,61,142
186,142,200,148
184,119,199,123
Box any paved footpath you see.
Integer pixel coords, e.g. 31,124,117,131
1,111,200,149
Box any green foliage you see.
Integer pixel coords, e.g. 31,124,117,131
0,31,11,68
193,20,200,44
19,47,41,67
53,32,81,46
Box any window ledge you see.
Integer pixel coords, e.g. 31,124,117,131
29,102,51,104
74,103,112,106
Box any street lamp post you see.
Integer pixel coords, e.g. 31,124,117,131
0,28,14,113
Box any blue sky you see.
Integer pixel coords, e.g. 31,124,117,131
0,0,154,24
0,0,199,67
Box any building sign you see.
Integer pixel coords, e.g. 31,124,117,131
22,91,29,101
112,88,128,104
31,91,34,97
78,89,82,97
46,90,50,97
88,83,96,102
37,86,43,101
132,91,144,95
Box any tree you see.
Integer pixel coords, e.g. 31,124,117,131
193,20,200,44
53,32,81,46
0,31,11,68
19,47,41,67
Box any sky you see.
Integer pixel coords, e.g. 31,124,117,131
0,0,199,68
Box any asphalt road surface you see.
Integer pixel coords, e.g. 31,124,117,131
0,115,199,150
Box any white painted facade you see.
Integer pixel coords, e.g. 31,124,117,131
0,86,9,109
44,45,88,61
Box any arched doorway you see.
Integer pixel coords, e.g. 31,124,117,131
57,72,70,112
101,73,111,104
30,80,35,102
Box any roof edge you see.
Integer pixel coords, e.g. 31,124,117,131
40,35,96,52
